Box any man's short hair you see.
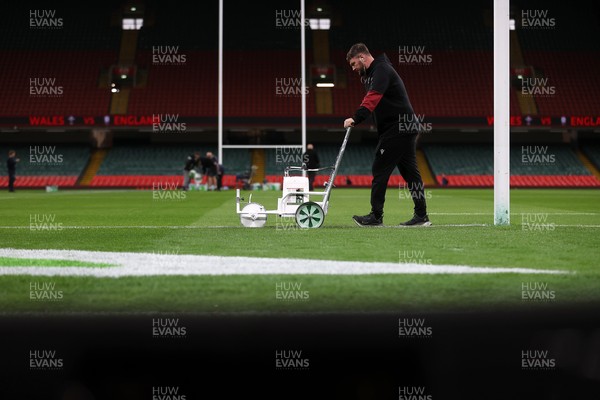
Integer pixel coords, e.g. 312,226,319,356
346,43,370,61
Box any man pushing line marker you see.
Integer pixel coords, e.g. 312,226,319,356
344,43,431,227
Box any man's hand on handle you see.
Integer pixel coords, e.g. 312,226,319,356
343,118,355,128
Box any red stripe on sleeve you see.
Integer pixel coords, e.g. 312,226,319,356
360,90,383,112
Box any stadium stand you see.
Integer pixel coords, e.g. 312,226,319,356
517,51,600,116
0,3,119,117
423,143,600,187
0,3,122,51
0,144,90,188
127,50,318,118
95,145,249,176
0,51,116,117
87,144,250,188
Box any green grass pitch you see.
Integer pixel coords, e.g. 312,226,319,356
0,187,598,313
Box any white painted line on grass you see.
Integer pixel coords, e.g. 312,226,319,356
3,223,600,229
0,248,572,277
429,212,599,216
553,224,600,228
0,226,236,229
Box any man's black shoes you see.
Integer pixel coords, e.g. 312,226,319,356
352,213,432,227
352,212,383,227
399,214,431,227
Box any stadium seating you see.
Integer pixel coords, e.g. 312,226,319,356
127,50,318,118
518,51,600,115
437,175,600,188
0,144,89,188
424,143,599,187
0,51,116,117
88,175,240,189
516,1,600,52
0,3,121,51
424,144,591,175
0,144,90,176
96,145,250,176
0,175,78,188
329,2,492,51
0,3,119,117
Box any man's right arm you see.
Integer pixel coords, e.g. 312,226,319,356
351,64,391,125
352,90,383,125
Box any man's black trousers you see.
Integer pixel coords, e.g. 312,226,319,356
370,132,427,218
8,174,16,192
308,171,316,191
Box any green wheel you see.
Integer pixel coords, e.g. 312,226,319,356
295,202,325,229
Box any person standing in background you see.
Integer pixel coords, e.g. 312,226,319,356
441,174,449,187
6,150,20,193
216,162,224,191
203,152,219,191
303,143,320,191
183,151,201,191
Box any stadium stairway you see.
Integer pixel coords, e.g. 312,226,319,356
251,149,265,184
78,149,108,186
416,149,437,187
110,88,130,114
575,149,600,181
511,28,538,116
